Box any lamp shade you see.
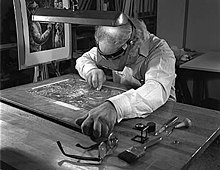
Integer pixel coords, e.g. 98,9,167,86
32,8,129,26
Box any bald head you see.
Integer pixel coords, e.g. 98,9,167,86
95,22,132,55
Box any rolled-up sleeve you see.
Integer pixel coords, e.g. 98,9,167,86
75,47,99,79
108,40,176,122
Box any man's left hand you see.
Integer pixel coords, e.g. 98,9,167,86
75,101,117,142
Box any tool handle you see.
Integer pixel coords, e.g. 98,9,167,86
157,126,166,134
155,116,178,135
143,137,162,151
164,116,178,127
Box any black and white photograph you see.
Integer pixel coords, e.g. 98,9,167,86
0,0,219,169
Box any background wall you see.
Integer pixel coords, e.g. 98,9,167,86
157,0,220,52
186,0,220,52
157,0,185,48
157,0,220,103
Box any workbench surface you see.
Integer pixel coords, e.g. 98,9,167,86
1,74,220,169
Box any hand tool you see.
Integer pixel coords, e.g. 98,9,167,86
155,116,178,135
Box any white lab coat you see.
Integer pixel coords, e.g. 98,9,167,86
75,32,176,123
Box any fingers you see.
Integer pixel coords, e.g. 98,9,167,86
86,71,97,88
81,118,94,137
93,120,101,139
92,73,98,89
86,75,91,87
100,122,109,139
75,114,88,127
97,72,106,90
93,118,109,139
86,69,105,89
81,116,110,142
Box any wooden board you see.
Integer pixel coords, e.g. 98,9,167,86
0,74,126,131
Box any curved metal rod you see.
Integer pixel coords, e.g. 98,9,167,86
75,143,100,151
57,141,101,162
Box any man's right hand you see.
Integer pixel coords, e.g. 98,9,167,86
85,68,106,90
75,101,117,143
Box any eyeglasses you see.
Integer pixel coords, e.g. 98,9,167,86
57,133,118,163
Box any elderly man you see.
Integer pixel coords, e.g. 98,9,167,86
75,15,176,142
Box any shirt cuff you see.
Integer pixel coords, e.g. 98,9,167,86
107,92,132,123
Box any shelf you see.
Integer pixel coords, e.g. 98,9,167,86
0,43,17,51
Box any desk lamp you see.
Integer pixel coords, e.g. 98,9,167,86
32,8,129,26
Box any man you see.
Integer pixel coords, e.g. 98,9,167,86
75,15,176,142
26,0,52,52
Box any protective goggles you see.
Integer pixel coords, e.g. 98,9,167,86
97,41,129,60
57,133,118,163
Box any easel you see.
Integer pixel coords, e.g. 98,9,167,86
33,62,61,82
33,64,48,82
